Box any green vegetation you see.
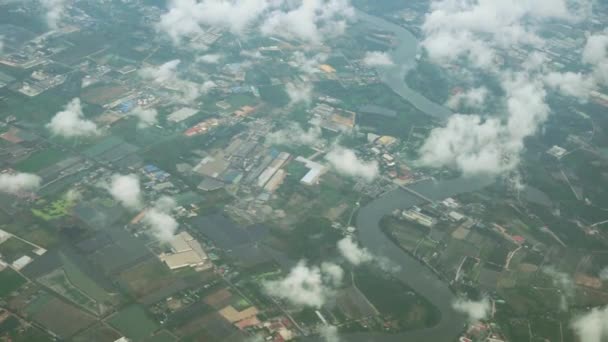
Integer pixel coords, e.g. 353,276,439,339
355,266,441,331
60,254,113,303
0,237,34,263
37,268,99,315
405,58,449,104
15,148,67,172
107,305,159,341
32,194,78,221
259,84,290,107
0,268,27,298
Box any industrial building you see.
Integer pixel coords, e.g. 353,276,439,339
160,232,212,271
295,156,327,186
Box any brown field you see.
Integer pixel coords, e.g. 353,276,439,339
29,296,96,338
81,84,129,106
203,288,232,308
72,322,121,342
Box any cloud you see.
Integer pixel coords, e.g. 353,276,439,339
321,262,344,287
446,87,488,110
543,266,575,311
337,236,373,266
571,306,608,342
421,0,576,70
286,82,313,105
267,123,323,147
158,0,271,43
131,107,158,128
0,36,4,54
362,51,394,67
452,297,491,322
419,72,548,176
47,98,100,138
0,172,41,194
260,0,354,44
325,145,379,181
263,260,343,308
290,51,328,74
158,0,354,46
318,325,340,342
600,267,608,281
582,32,608,85
196,53,223,64
543,71,596,100
143,196,179,242
107,174,143,210
41,0,67,30
140,60,215,103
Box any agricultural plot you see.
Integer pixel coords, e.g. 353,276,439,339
106,305,159,341
0,268,27,298
0,237,36,263
25,292,96,339
38,268,99,314
72,322,121,342
14,148,67,173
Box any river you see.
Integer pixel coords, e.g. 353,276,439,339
325,10,493,341
356,10,452,120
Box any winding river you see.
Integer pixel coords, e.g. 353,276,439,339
328,10,494,342
356,10,452,120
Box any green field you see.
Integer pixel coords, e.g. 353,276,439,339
146,330,177,342
14,148,67,173
60,254,113,303
38,269,98,315
0,268,27,298
107,305,159,341
0,237,35,263
32,195,78,221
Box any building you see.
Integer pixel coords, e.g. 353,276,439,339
295,156,327,186
160,232,212,271
168,107,198,123
547,145,567,159
402,208,436,228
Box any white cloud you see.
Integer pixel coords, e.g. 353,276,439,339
41,0,67,30
582,32,608,85
143,196,179,242
452,297,491,322
286,82,313,105
362,51,394,67
600,267,608,281
337,236,373,266
318,325,340,342
291,51,328,74
419,72,548,176
421,0,576,70
140,60,215,104
263,260,343,308
107,174,142,210
446,87,488,110
0,36,4,54
47,98,100,138
196,53,223,64
325,145,379,181
131,107,158,129
159,0,354,46
571,306,608,342
544,71,596,100
158,0,270,43
543,266,575,311
267,123,323,147
260,0,354,44
321,262,344,287
140,59,181,84
0,172,41,194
